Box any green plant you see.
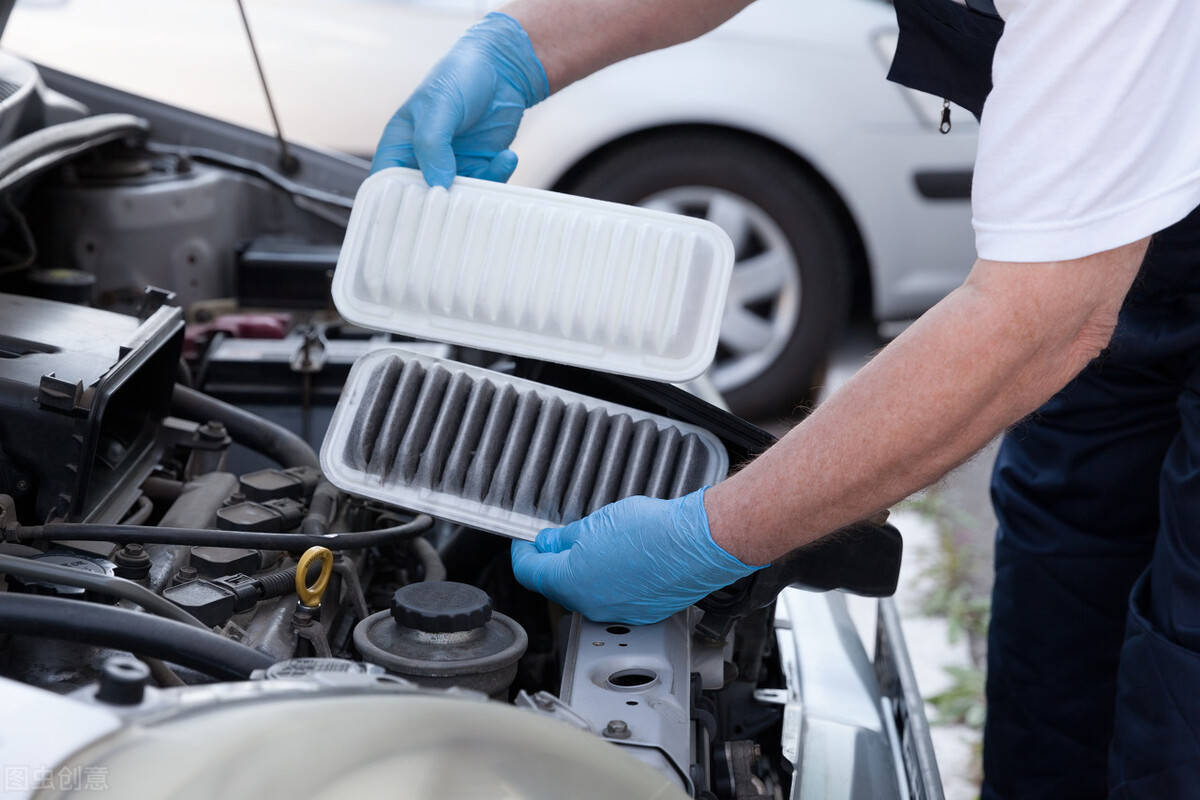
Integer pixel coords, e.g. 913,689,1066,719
901,492,991,654
901,488,992,748
927,664,987,729
922,581,990,647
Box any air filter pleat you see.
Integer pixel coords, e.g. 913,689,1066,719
413,371,474,489
512,397,566,515
670,433,708,498
357,183,396,298
618,419,660,499
463,384,519,501
485,391,545,508
440,379,498,494
643,427,682,499
560,408,610,521
367,359,426,478
390,365,451,483
344,357,402,470
587,414,634,514
535,402,588,519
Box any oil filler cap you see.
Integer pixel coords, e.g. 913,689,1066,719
390,581,492,633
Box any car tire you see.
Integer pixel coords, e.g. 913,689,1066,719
561,130,853,420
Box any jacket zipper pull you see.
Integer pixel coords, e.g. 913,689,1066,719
940,100,952,134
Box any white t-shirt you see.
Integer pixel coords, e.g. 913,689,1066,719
970,0,1200,262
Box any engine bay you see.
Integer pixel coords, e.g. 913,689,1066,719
0,52,937,800
0,288,793,798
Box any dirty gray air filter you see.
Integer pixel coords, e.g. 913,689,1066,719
320,349,728,540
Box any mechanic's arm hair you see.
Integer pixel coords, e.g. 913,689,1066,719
706,239,1148,565
502,0,756,91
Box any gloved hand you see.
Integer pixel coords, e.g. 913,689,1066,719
371,12,549,186
511,489,765,625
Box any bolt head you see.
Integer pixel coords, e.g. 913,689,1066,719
173,565,198,586
197,421,227,441
114,543,152,578
602,720,631,740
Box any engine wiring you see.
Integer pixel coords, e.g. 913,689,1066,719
0,553,206,628
8,515,435,553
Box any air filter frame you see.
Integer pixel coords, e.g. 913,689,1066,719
320,348,729,540
331,167,734,383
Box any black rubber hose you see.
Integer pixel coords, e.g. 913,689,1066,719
171,384,319,469
0,594,273,680
0,554,206,628
300,479,339,535
410,536,446,582
12,515,434,553
254,560,326,600
254,567,299,599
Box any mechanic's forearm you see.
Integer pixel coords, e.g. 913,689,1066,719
502,0,755,91
706,242,1147,565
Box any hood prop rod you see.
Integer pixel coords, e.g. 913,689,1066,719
235,0,298,175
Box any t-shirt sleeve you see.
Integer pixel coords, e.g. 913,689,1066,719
971,0,1200,262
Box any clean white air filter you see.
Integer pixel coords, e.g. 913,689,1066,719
331,168,734,382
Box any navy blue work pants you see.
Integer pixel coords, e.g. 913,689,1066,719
983,205,1200,799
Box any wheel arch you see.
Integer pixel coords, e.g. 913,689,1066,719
549,123,874,318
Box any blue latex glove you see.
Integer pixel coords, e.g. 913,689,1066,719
371,12,549,186
511,489,765,625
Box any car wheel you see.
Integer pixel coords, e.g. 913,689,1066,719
561,131,852,420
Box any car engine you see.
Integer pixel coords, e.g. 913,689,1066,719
0,52,936,800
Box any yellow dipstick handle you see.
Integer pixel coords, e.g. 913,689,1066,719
296,546,334,608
